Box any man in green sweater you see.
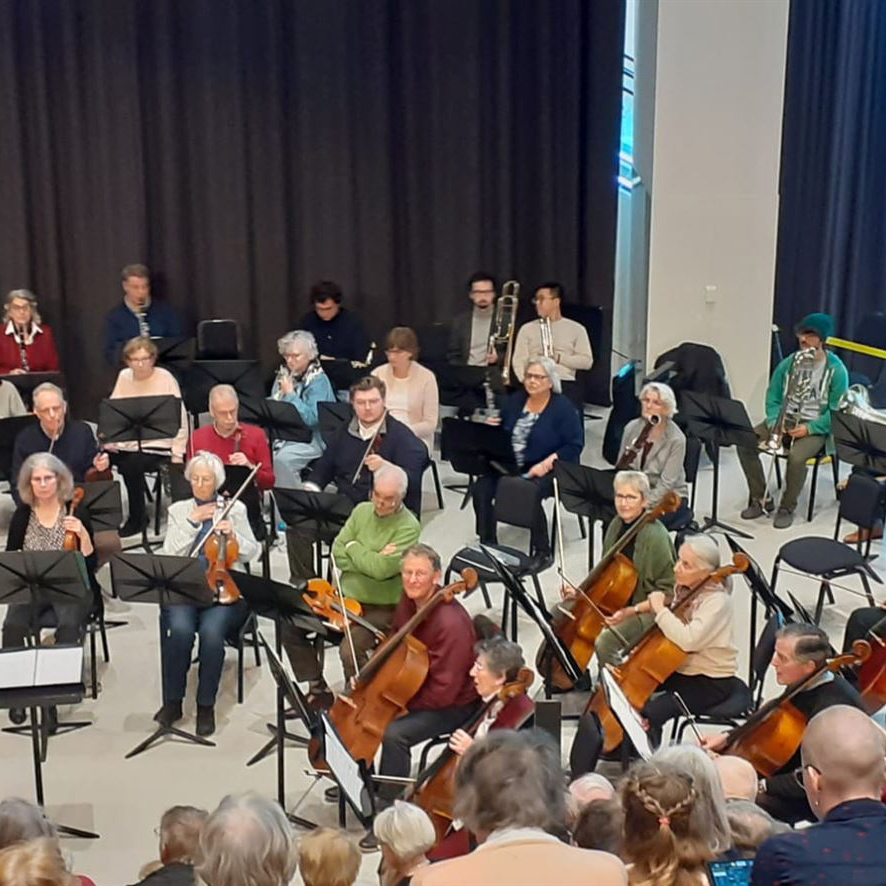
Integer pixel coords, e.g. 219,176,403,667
281,464,421,707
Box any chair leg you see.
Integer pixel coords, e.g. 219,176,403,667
237,643,245,705
251,618,261,667
807,458,821,522
431,461,444,510
479,580,491,610
89,626,98,700
577,515,587,540
861,574,876,607
460,477,474,511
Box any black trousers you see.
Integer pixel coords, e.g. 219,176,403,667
569,672,737,778
111,451,167,526
471,474,553,554
2,602,90,648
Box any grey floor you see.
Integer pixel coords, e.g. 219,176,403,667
0,411,879,885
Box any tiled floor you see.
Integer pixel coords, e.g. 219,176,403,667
0,412,879,885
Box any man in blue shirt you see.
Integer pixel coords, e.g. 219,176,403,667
751,705,886,886
103,263,183,367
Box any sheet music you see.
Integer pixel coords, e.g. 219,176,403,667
35,646,83,686
601,668,654,761
0,650,37,689
321,713,369,814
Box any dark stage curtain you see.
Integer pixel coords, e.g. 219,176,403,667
774,0,886,355
0,1,625,415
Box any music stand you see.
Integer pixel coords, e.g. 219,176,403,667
680,392,758,538
238,396,313,445
274,488,353,574
98,395,182,449
553,462,616,569
832,412,886,474
0,414,38,481
109,553,215,758
79,480,123,533
431,364,489,412
439,417,516,478
0,646,97,839
152,335,195,384
2,372,66,409
322,359,372,393
183,360,265,417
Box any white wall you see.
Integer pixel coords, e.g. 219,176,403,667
644,0,789,409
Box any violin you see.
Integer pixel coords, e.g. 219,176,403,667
852,614,886,715
537,490,681,691
309,568,478,769
722,641,872,776
302,578,385,640
84,434,113,483
406,667,534,844
62,487,86,552
585,553,749,754
205,493,242,605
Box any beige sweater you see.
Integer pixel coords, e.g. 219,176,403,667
654,580,738,678
109,366,188,457
512,316,593,381
371,361,438,454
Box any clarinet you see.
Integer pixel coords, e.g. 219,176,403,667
14,325,30,372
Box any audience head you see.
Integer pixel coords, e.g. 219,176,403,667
297,827,360,886
185,451,226,499
277,329,319,378
32,383,67,437
373,801,436,877
772,623,829,686
158,805,208,866
454,729,567,840
310,280,343,321
467,272,497,310
801,704,886,819
0,798,55,850
4,289,41,327
613,470,649,523
533,282,563,319
401,544,442,605
524,357,561,395
384,327,420,369
349,376,386,426
372,464,408,516
675,534,725,591
652,743,733,855
639,381,677,420
197,792,297,886
471,635,525,699
724,800,790,857
715,756,759,802
568,773,615,811
571,797,623,855
0,837,73,886
621,762,713,883
18,452,74,508
208,384,240,435
121,263,151,308
121,335,159,381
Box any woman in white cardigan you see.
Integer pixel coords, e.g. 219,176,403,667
372,326,439,454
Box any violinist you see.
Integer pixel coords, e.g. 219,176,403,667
573,471,675,668
2,453,96,730
617,382,690,530
702,623,866,824
155,451,259,737
0,289,61,375
570,534,737,776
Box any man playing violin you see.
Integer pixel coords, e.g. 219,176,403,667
282,465,420,709
702,623,866,824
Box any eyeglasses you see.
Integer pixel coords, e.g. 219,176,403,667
128,356,154,365
792,764,821,787
615,492,643,502
525,372,549,382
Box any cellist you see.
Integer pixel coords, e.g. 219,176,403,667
571,533,738,776
702,623,867,824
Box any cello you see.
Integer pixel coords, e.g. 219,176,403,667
309,568,479,769
406,667,534,844
586,552,749,754
537,490,681,690
722,641,872,776
850,613,886,715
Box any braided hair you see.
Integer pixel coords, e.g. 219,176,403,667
621,762,714,886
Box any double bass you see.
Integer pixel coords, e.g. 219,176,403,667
309,568,478,769
537,490,681,690
851,614,886,715
586,553,749,754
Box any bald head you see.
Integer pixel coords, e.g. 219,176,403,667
801,705,886,817
715,756,758,801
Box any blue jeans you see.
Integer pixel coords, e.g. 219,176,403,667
160,601,248,706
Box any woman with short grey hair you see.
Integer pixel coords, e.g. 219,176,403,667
374,801,436,886
184,450,226,491
270,328,335,486
0,288,61,375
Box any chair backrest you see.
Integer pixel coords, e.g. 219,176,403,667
197,319,241,359
751,612,783,697
837,472,884,533
494,475,543,532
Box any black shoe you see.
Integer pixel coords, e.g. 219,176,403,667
196,705,216,737
527,551,554,572
9,707,26,725
358,830,379,852
120,516,149,538
44,706,58,735
153,701,183,727
324,785,340,803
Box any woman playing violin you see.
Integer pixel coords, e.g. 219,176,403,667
571,533,738,776
155,451,259,737
3,453,96,729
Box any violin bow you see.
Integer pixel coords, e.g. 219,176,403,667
672,691,705,745
191,462,261,558
351,409,387,485
330,549,360,675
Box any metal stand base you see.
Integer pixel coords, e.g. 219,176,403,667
125,722,215,759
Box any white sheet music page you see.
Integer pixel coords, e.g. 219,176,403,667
35,646,84,686
601,667,654,761
0,649,38,689
321,713,368,812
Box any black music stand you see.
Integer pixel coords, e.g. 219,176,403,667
439,418,516,477
109,553,215,758
152,335,195,384
2,372,66,409
274,488,354,575
553,462,616,569
0,646,97,839
432,364,489,412
832,412,886,474
322,359,372,393
183,360,265,417
680,392,758,538
80,480,123,533
0,551,94,755
0,413,38,481
238,396,313,445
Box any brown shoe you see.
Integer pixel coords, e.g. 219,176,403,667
843,526,884,544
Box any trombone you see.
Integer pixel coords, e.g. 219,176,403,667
489,280,520,386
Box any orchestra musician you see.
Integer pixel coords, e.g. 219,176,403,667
472,357,584,570
564,470,675,668
0,378,26,418
841,601,886,658
617,382,691,530
737,312,848,530
269,329,335,487
105,336,188,537
510,282,593,382
446,272,499,366
570,534,738,776
701,623,867,824
0,289,61,375
103,264,183,367
281,464,420,708
372,327,439,454
153,451,259,738
298,279,372,363
10,383,106,498
3,453,96,730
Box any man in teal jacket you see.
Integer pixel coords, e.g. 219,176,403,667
737,313,848,529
